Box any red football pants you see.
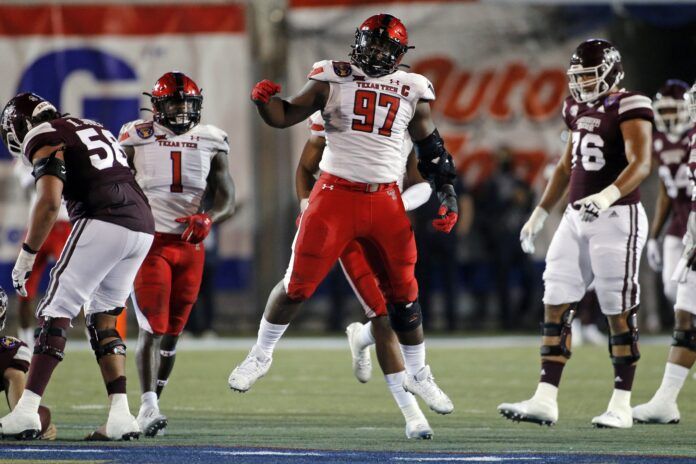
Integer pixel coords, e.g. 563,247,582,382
132,233,205,336
339,241,388,318
21,221,72,301
284,173,418,305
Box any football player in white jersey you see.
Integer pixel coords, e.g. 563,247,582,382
119,72,235,436
299,111,434,438
229,14,458,418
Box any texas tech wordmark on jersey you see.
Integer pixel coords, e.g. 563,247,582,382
23,117,154,234
562,92,653,206
119,120,229,234
309,60,433,184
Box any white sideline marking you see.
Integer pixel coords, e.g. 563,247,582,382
392,458,542,462
206,450,323,456
1,448,106,453
71,404,107,410
61,335,672,353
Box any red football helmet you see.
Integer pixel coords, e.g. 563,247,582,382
653,79,690,136
149,72,202,134
350,14,412,77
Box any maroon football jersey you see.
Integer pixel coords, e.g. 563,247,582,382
653,130,691,237
23,117,154,234
0,336,30,391
562,92,654,206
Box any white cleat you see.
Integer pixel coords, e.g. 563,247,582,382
137,406,168,437
345,322,372,383
86,411,141,441
498,397,558,426
228,345,272,392
592,408,632,429
0,408,41,440
405,419,433,440
403,365,453,415
632,398,680,424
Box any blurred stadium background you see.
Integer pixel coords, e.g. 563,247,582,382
1,0,696,340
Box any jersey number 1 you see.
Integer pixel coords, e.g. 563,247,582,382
170,151,183,193
351,90,400,137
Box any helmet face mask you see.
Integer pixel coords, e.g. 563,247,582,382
654,98,689,135
567,40,624,104
684,83,696,125
150,72,203,135
350,14,410,78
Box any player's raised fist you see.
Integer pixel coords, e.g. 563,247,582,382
176,213,212,244
251,80,282,104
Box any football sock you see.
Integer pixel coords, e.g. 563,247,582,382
613,363,636,391
256,317,288,359
653,362,689,402
385,371,424,423
109,393,130,415
539,360,565,387
14,389,41,414
156,335,178,398
141,391,158,410
532,382,559,403
400,343,426,377
355,321,376,351
26,318,70,396
106,376,127,395
607,388,631,411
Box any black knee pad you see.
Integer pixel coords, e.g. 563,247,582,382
539,305,575,359
34,318,67,361
86,311,127,361
609,306,641,365
672,330,696,352
387,301,422,332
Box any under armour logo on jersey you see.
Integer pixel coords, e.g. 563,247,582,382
322,184,334,190
390,79,400,85
190,135,200,141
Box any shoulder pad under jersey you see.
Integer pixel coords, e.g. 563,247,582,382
308,60,363,83
119,119,155,146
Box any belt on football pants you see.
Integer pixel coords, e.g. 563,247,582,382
320,173,397,193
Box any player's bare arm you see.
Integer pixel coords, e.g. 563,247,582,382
4,367,25,410
401,149,433,211
615,118,653,195
651,182,671,240
253,79,329,128
295,134,325,205
205,150,236,224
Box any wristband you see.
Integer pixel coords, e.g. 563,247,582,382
22,243,38,254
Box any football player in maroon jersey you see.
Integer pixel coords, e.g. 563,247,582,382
498,39,653,428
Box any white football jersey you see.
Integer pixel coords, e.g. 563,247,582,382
119,120,229,233
309,60,433,184
308,110,413,191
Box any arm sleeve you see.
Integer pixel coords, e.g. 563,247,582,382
401,182,433,211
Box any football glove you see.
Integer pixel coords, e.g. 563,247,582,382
520,207,548,254
175,213,212,244
573,184,621,223
646,238,662,272
432,184,458,233
12,245,37,297
251,80,282,104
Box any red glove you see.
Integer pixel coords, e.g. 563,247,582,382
432,205,458,233
175,213,212,244
251,79,282,104
432,184,458,233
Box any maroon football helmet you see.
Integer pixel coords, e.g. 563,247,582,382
653,79,690,136
349,14,412,77
1,93,59,158
567,39,624,103
149,72,202,134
